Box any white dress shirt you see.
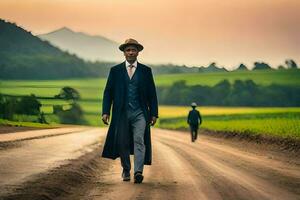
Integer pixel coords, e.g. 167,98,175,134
125,60,137,79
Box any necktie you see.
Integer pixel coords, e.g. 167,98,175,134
128,65,134,79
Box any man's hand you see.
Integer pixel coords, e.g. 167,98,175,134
150,116,157,126
102,114,110,125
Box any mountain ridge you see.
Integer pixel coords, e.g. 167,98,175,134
38,27,122,62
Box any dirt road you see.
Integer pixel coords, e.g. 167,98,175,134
0,127,299,200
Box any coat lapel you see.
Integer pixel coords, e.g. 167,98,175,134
120,61,127,84
136,62,143,88
116,62,126,100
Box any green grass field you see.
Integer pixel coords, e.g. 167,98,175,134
1,69,299,112
1,69,300,138
1,69,299,100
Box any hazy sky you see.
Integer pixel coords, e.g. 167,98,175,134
1,0,299,69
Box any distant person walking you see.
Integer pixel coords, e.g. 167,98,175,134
101,38,158,184
187,102,202,142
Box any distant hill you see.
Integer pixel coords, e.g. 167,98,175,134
151,64,199,74
0,19,112,79
237,63,249,70
253,62,273,70
0,19,199,80
38,27,122,62
198,62,228,73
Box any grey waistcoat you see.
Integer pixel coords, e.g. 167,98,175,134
126,70,142,111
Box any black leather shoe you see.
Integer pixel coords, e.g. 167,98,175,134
134,171,144,184
122,170,130,181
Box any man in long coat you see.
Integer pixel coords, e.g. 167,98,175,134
101,38,158,184
187,102,202,142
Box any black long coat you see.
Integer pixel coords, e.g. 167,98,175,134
101,62,158,165
187,109,202,125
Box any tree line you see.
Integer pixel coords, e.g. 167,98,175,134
157,80,300,106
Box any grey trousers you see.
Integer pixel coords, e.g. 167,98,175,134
119,109,146,173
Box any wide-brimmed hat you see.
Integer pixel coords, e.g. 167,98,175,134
191,102,197,107
119,38,144,52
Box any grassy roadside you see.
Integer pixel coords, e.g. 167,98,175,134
0,119,61,129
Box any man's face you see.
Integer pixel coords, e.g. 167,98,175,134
124,45,139,63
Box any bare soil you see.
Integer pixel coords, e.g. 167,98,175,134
0,127,299,200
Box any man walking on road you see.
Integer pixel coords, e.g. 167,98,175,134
187,102,202,142
101,38,158,184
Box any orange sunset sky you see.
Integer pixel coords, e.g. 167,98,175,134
0,0,299,69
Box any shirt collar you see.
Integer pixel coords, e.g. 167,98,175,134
125,60,138,68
